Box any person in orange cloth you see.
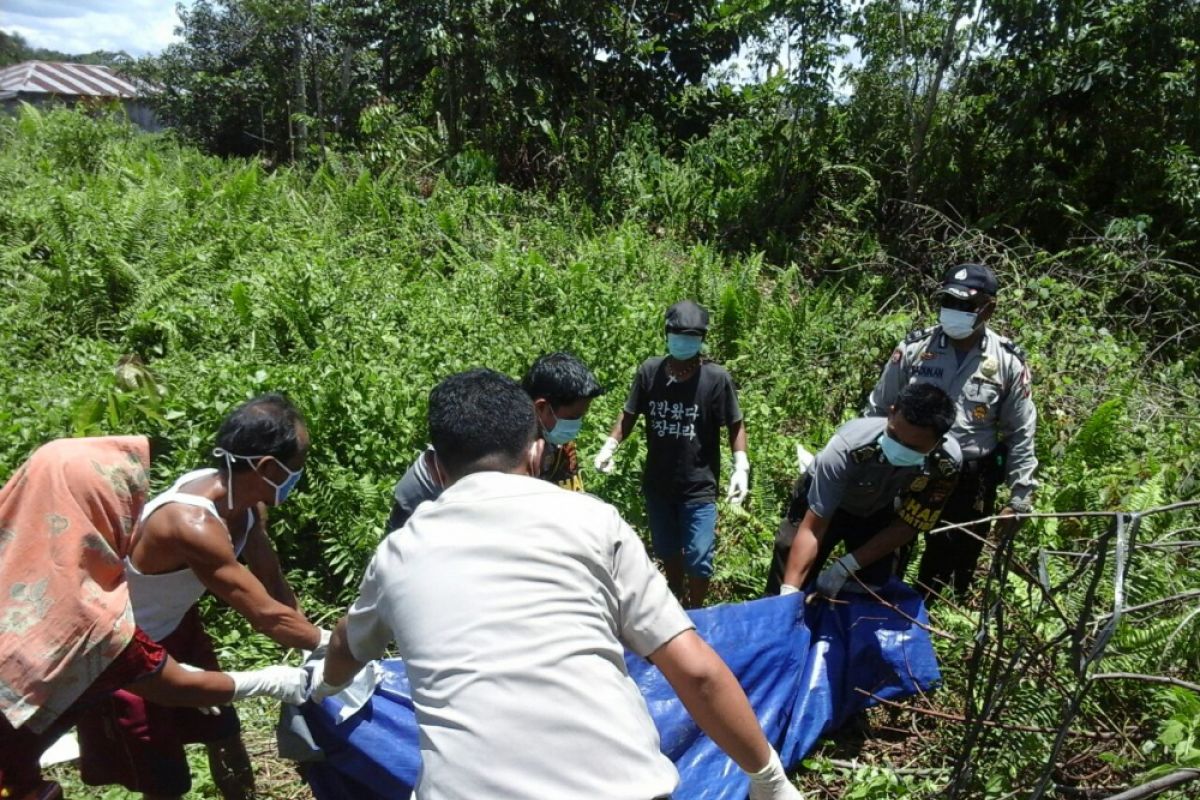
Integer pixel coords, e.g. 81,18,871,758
0,436,308,800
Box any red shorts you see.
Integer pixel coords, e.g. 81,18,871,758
76,606,240,796
1,626,167,797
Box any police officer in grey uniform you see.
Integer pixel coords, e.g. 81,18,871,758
865,263,1037,599
766,383,962,598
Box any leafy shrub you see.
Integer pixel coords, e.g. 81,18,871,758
2,108,1198,797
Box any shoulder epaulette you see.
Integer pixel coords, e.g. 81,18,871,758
850,443,880,464
904,325,938,346
1000,338,1027,363
931,445,961,476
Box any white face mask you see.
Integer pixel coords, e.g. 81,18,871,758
214,448,303,508
940,307,979,340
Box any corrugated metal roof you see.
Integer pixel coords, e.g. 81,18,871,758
0,61,143,99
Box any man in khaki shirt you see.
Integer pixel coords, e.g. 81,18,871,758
866,264,1037,597
314,369,800,800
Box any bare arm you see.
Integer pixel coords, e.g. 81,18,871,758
177,510,320,650
130,655,308,707
241,505,301,612
313,552,391,698
650,630,770,772
848,519,918,573
782,509,831,588
608,410,638,443
321,617,367,689
728,419,747,452
127,656,236,707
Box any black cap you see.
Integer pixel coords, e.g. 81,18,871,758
665,300,709,334
938,263,998,300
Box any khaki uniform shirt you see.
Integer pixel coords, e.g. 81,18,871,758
866,324,1037,507
777,417,962,545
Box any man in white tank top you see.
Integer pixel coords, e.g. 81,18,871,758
76,394,326,800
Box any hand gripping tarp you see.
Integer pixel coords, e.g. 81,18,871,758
300,580,939,799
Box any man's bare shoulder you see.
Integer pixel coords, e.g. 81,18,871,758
141,501,232,560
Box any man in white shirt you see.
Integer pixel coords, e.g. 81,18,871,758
313,369,799,800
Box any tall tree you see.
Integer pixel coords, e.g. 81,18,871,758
841,0,983,204
139,0,752,185
949,0,1200,256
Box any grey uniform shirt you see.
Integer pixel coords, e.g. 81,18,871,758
347,471,694,800
385,442,585,533
866,325,1037,507
778,417,962,545
386,447,442,533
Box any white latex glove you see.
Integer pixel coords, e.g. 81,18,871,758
726,451,750,505
779,584,800,596
177,662,221,715
306,659,386,723
304,654,362,703
815,553,861,599
593,436,619,474
795,444,815,475
309,661,355,703
228,665,309,705
302,627,333,661
746,748,803,800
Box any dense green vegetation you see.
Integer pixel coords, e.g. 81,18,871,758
4,4,1200,797
2,105,1197,798
132,0,1200,285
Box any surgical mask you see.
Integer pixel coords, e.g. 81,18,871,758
667,332,703,360
262,460,304,505
940,307,980,340
879,433,928,468
214,448,304,507
544,410,583,446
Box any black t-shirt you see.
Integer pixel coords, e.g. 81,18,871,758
623,357,743,503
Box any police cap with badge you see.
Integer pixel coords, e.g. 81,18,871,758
937,263,997,303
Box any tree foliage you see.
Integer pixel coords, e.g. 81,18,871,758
0,29,132,68
1,106,1197,798
138,0,749,184
133,0,1200,287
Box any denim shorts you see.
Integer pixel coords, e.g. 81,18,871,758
644,493,717,578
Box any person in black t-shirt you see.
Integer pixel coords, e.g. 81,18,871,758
593,300,749,608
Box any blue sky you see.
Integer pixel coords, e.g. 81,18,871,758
2,0,191,56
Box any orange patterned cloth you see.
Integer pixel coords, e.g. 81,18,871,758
0,436,150,733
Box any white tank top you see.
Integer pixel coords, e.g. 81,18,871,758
124,468,253,641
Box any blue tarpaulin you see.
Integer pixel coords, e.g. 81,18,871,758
301,580,939,799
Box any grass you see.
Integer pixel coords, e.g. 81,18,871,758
4,106,1197,798
44,699,312,799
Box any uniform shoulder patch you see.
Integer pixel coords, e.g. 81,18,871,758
1000,338,1028,363
932,445,961,477
904,326,937,346
850,443,879,464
